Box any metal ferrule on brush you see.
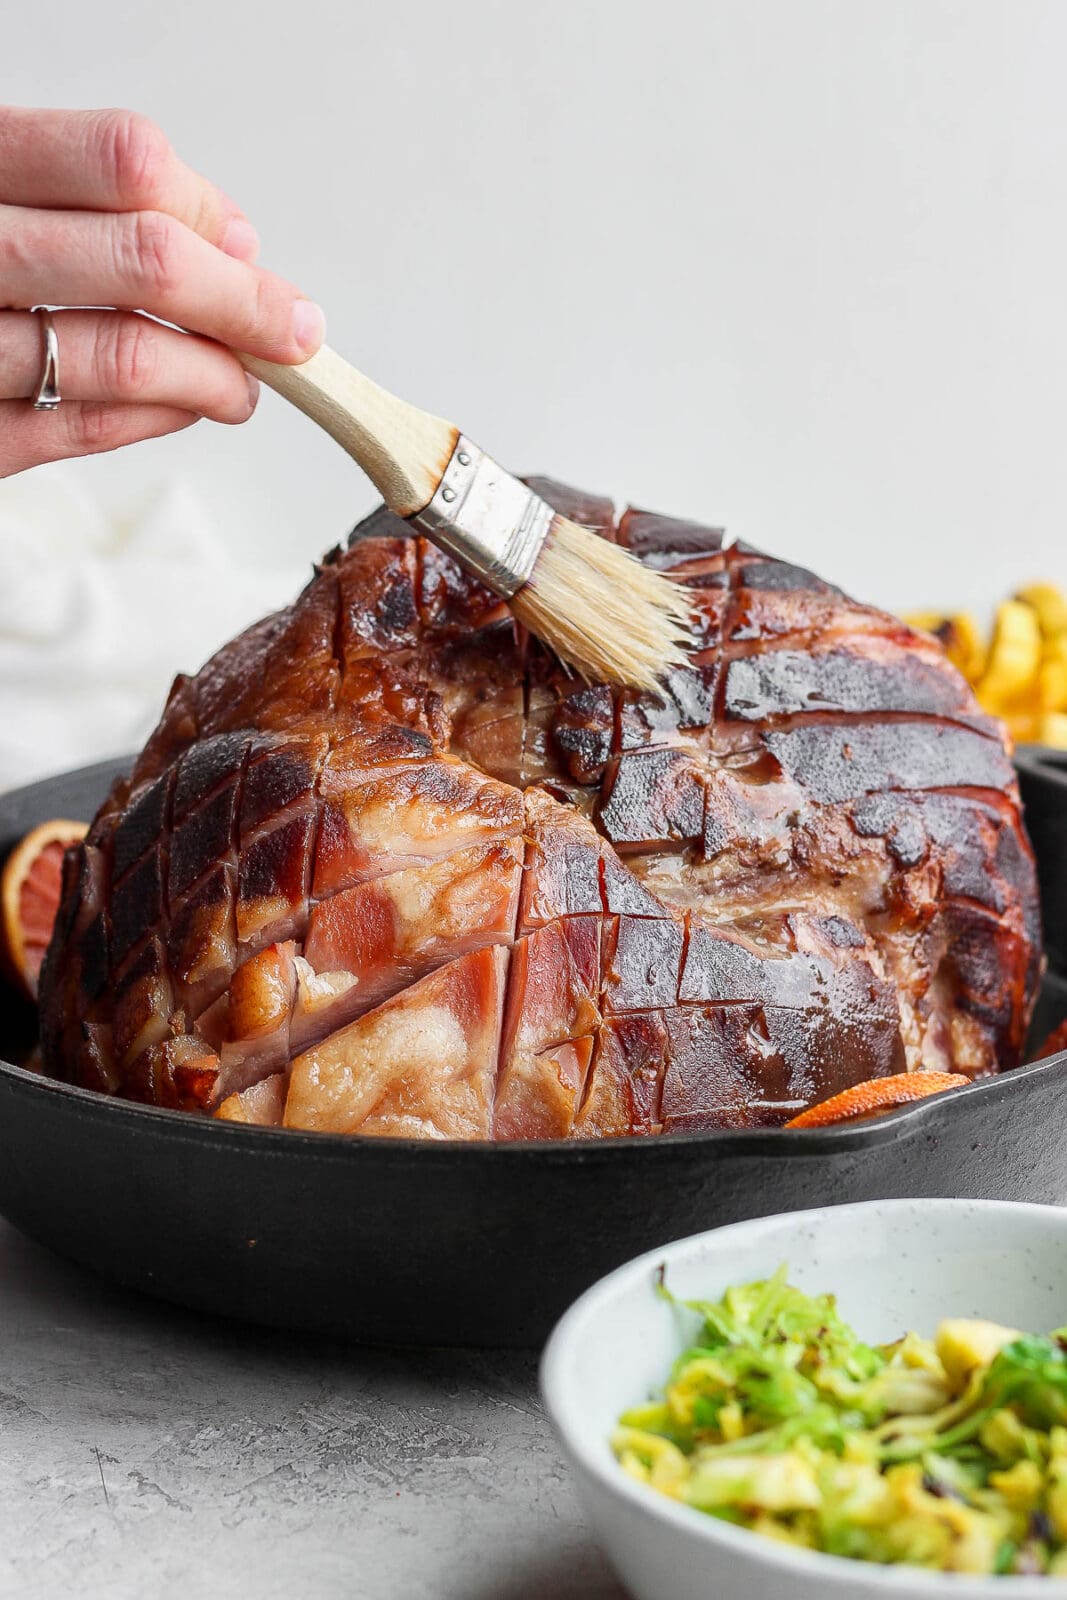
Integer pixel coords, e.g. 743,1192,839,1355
409,436,553,599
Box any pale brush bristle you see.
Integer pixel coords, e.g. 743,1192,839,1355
510,515,693,691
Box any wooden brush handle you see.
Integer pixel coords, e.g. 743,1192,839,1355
239,346,459,518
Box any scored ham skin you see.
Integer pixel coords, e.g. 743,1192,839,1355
39,481,1043,1138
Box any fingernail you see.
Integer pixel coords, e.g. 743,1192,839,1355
245,372,260,413
221,217,260,263
292,300,326,355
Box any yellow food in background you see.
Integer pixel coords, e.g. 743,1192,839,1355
904,581,1067,750
977,602,1042,711
941,613,987,684
1018,582,1067,638
1041,712,1067,748
1039,635,1067,710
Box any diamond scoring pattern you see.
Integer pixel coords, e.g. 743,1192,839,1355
38,481,1041,1132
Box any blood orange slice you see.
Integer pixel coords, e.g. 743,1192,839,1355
784,1071,968,1129
1036,1021,1067,1062
1,819,87,1000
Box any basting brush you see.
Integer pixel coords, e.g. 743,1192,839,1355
239,346,692,690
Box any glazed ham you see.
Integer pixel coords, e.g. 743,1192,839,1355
39,481,1043,1138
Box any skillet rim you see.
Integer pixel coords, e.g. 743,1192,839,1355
1,1049,1065,1161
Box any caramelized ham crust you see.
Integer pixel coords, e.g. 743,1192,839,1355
39,483,1043,1138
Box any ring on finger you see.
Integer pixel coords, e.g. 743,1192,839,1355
29,306,61,410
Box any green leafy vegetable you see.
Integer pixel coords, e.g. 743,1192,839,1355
613,1274,1067,1576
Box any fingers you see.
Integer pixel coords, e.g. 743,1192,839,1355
0,105,305,478
0,310,259,424
0,399,199,480
0,204,325,364
0,106,258,261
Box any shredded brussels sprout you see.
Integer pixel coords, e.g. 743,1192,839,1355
613,1268,1067,1576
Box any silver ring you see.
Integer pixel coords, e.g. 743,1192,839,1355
30,306,61,411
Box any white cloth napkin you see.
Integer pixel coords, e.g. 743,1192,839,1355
0,467,308,792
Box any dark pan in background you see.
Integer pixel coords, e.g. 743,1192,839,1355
0,754,1065,1349
1018,745,1067,982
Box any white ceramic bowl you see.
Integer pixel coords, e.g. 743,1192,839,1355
541,1199,1067,1599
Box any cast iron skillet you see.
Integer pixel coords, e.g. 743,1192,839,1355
0,754,1065,1349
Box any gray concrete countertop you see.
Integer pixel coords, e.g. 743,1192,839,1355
0,1221,626,1600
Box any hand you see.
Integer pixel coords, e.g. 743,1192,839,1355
0,106,326,478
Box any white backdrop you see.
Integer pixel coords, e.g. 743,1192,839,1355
3,0,1066,782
